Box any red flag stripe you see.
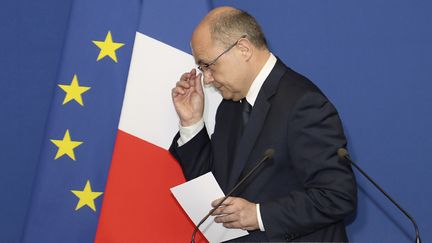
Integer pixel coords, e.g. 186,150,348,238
95,130,207,242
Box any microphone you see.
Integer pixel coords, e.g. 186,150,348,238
338,148,421,243
190,148,275,243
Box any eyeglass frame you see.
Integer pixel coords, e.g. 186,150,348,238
197,35,247,72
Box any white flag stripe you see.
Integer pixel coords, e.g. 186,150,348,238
119,32,221,149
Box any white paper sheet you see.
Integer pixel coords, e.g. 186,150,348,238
170,172,249,243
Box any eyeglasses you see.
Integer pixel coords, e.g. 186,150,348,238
197,35,247,72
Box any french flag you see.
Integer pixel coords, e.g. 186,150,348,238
95,1,221,241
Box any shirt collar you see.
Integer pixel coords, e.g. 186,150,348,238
245,53,277,106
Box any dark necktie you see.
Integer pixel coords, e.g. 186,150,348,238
241,98,252,128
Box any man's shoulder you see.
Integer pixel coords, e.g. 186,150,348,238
275,64,325,100
270,58,321,93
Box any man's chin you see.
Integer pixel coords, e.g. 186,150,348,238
221,93,242,101
220,92,234,100
218,88,241,101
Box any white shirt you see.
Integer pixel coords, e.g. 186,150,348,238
177,53,277,231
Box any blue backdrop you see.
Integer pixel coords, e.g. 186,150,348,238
1,0,430,242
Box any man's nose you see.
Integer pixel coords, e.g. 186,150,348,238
203,70,214,84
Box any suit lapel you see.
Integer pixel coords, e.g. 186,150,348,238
227,59,287,191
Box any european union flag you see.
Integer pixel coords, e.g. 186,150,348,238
23,0,141,242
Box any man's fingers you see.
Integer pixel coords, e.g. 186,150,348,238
190,68,196,76
222,222,254,231
211,196,234,208
180,69,196,80
179,69,199,88
216,214,253,230
180,72,191,81
171,86,186,96
176,80,191,89
211,197,259,231
222,222,243,229
222,222,237,229
211,207,224,216
214,213,237,224
211,198,222,207
215,213,255,231
211,205,236,216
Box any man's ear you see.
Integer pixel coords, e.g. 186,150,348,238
237,38,253,61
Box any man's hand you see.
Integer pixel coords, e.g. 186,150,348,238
211,197,259,231
171,69,204,126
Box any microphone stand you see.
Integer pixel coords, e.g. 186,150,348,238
338,148,421,243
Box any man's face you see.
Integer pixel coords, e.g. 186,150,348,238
191,29,248,101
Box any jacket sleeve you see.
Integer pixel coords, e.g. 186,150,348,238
260,92,357,240
169,126,213,180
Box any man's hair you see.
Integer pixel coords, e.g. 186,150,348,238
209,9,268,49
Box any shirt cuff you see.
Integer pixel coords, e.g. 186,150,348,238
256,203,265,231
177,118,204,146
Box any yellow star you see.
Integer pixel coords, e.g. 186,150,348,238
71,180,103,212
50,129,83,161
92,31,124,62
58,74,91,106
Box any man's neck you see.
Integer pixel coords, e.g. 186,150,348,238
244,52,277,106
243,50,271,97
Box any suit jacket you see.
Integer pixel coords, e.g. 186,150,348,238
169,59,357,242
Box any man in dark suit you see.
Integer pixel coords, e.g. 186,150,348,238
170,6,357,242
